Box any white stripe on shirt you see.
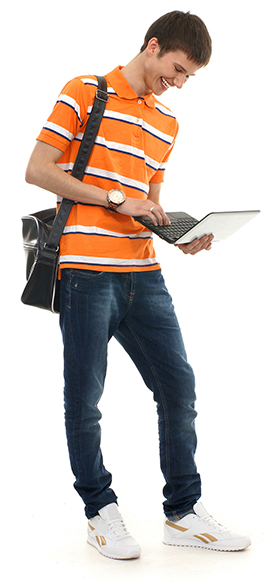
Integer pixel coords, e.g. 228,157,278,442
57,162,149,194
84,166,149,194
59,254,158,267
57,94,81,123
63,224,152,239
43,121,74,142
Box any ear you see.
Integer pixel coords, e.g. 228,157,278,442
147,37,160,56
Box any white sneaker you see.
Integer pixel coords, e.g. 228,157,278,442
163,501,251,552
87,503,141,560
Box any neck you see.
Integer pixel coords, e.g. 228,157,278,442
121,52,151,97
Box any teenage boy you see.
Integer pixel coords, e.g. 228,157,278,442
26,11,251,560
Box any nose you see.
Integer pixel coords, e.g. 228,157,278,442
174,74,188,89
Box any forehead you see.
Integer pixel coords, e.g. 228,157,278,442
161,50,200,75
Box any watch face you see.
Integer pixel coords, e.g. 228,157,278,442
109,189,125,204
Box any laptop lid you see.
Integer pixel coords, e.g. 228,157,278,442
175,211,260,244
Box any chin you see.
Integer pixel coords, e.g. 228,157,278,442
153,87,166,96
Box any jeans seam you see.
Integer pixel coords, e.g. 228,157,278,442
123,316,175,496
61,286,81,483
68,270,72,309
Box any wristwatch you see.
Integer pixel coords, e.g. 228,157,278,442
107,189,126,211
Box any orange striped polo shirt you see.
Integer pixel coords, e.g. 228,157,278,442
37,66,179,273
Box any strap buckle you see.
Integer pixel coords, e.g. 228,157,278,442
44,242,59,253
96,89,109,103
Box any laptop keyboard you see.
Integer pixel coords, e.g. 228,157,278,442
136,214,199,243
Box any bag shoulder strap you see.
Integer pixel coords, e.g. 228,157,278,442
46,76,108,250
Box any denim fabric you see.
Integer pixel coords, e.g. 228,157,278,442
59,269,201,519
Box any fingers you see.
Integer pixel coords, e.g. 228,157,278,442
176,234,214,255
133,200,170,226
116,197,170,225
148,206,170,226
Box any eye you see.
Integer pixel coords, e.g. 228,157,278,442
175,66,189,79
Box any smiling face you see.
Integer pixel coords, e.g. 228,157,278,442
143,38,200,96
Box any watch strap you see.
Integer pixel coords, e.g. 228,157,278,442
107,201,118,211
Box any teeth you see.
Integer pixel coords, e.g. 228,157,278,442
161,77,171,89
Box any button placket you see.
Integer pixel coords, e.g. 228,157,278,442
136,98,143,125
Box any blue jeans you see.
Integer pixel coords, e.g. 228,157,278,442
59,268,201,520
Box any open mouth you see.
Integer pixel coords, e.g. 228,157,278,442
161,77,172,89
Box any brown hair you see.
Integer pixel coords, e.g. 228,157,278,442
140,11,212,67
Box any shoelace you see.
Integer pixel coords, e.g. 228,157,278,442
198,513,228,533
107,517,131,539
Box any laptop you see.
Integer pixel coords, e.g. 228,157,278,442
135,210,260,245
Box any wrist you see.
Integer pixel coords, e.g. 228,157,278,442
107,188,126,211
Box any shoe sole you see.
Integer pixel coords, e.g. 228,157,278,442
87,537,141,560
163,539,251,552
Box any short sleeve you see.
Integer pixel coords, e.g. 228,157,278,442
37,77,95,152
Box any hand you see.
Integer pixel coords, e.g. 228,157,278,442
176,234,214,255
117,197,170,226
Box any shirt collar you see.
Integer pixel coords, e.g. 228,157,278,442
106,66,155,108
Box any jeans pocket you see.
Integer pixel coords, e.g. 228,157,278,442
67,269,105,309
72,269,104,278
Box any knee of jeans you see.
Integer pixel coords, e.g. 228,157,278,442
64,389,103,427
172,364,196,409
154,362,196,415
185,370,196,409
187,363,196,396
64,368,105,414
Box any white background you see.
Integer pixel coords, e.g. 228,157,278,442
1,1,279,582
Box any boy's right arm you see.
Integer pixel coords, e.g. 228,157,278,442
25,140,169,225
